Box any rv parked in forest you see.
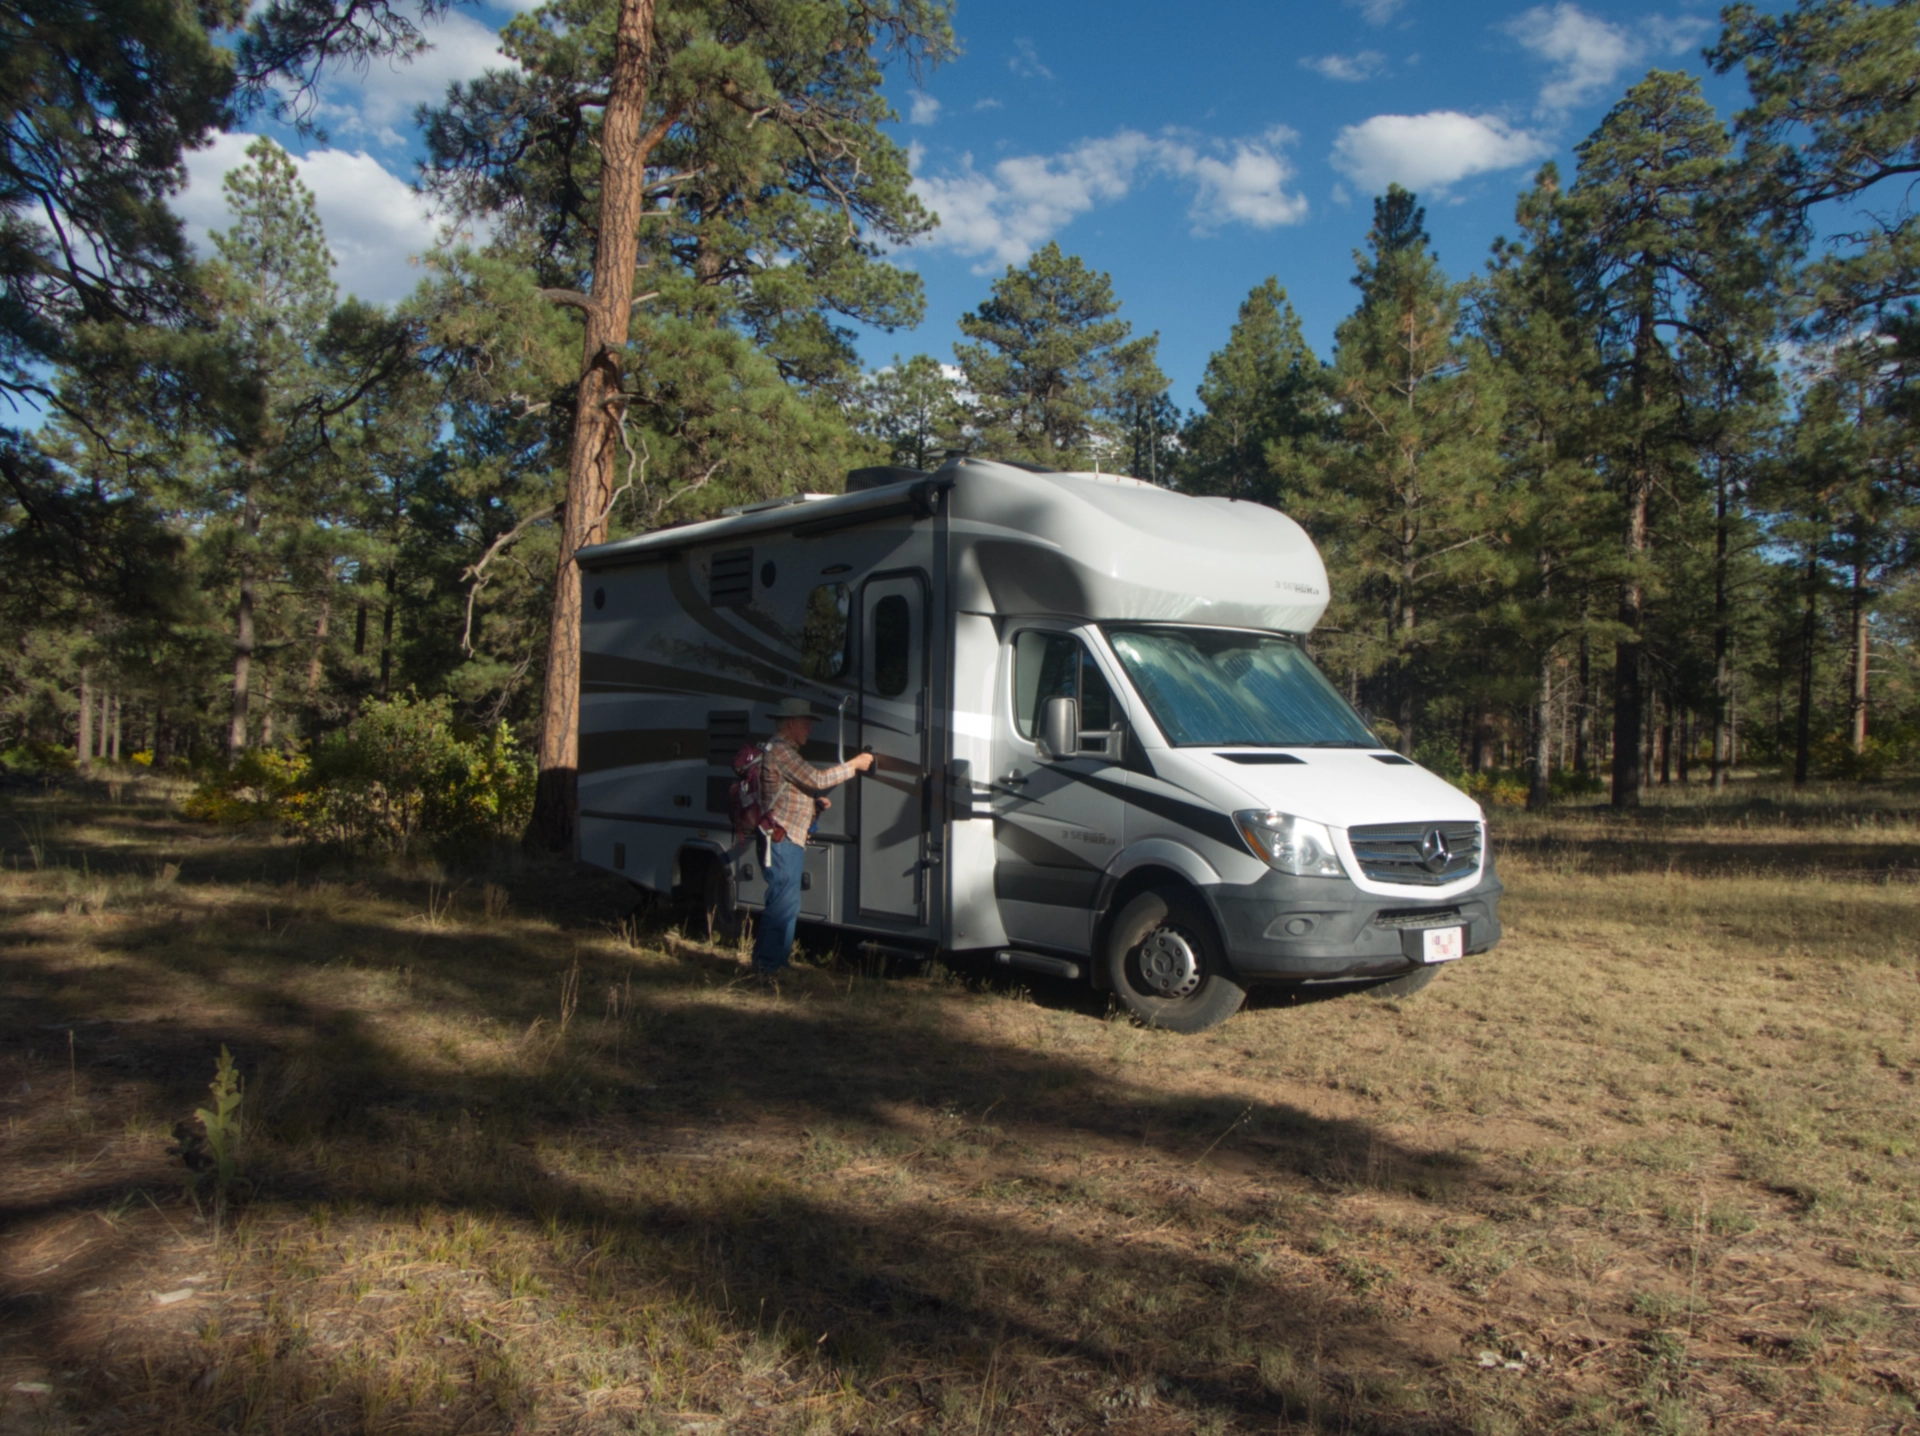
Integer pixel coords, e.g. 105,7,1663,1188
574,456,1502,1032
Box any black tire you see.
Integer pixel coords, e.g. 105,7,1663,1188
1363,964,1439,1001
1106,888,1246,1034
679,852,744,943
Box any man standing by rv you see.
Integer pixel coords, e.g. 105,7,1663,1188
754,697,874,974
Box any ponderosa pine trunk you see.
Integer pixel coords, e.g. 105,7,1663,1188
1612,447,1649,808
1711,461,1733,791
230,482,258,762
1528,649,1553,811
1575,632,1592,777
77,666,93,771
1850,557,1869,755
1794,553,1818,786
526,0,662,853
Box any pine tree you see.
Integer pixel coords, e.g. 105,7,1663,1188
1564,71,1779,807
1293,186,1504,756
858,355,967,469
1476,165,1612,808
1180,278,1327,502
953,242,1167,469
422,0,952,850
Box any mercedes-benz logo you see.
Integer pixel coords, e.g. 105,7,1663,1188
1419,827,1452,874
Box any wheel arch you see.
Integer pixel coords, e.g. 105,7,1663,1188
1090,845,1224,990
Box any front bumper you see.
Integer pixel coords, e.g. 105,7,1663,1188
1205,854,1503,983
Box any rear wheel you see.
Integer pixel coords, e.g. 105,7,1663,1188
1106,888,1246,1034
678,850,743,943
1363,964,1439,1001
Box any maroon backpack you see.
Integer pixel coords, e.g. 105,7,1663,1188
727,741,788,848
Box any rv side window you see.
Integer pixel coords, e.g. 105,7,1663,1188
873,594,911,696
801,584,852,680
1012,632,1115,739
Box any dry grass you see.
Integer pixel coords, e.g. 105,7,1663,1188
1,772,1916,1435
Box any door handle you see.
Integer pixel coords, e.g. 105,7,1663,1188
999,774,1028,787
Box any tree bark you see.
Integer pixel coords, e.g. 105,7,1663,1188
1528,648,1553,811
110,692,122,762
1612,446,1649,809
77,666,93,771
1794,553,1818,786
380,562,397,697
1850,557,1869,755
1575,631,1592,777
308,595,330,698
1711,459,1733,791
527,0,661,853
230,484,258,762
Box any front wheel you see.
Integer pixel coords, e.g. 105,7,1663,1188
1106,888,1246,1034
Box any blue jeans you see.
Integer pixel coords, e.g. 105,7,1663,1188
752,838,805,971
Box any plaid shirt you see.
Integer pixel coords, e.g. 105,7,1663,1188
761,737,859,842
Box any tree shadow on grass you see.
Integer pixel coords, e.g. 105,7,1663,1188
1,866,1493,1434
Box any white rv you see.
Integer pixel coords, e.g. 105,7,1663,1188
574,456,1502,1032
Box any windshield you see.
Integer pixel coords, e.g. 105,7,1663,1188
1104,626,1378,748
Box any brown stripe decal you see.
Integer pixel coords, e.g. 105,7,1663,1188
578,727,709,775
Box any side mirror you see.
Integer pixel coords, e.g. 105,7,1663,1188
1037,695,1079,761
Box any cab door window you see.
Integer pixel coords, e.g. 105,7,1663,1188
1012,631,1118,748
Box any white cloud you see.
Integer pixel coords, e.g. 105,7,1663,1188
1008,38,1053,80
1301,50,1387,82
1160,127,1310,230
174,132,449,304
1645,14,1711,56
1502,4,1637,114
910,127,1308,268
308,8,512,147
908,92,941,126
1345,0,1405,25
1329,111,1551,195
973,97,1004,111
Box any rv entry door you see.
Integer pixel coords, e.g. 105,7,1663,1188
856,573,929,923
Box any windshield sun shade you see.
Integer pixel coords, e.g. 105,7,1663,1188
1104,627,1378,748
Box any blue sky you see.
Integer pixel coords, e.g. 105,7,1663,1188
172,0,1760,410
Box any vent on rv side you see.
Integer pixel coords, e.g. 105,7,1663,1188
707,710,750,814
707,710,749,764
709,548,753,607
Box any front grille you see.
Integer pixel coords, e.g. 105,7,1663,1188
1373,905,1464,930
1348,821,1482,886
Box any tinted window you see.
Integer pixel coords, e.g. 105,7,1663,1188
1012,632,1117,739
873,594,910,697
801,584,851,680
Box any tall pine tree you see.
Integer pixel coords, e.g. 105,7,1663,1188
1293,186,1504,755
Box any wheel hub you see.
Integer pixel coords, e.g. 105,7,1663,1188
1138,928,1202,998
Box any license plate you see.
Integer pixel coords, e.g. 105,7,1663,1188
1421,927,1464,964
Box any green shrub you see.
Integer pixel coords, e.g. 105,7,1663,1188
182,748,309,824
1411,738,1465,779
0,741,78,775
285,692,534,856
1550,767,1605,799
1458,769,1530,809
1811,729,1912,782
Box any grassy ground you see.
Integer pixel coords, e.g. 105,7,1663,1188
1,774,1916,1436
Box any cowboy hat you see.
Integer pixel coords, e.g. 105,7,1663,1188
770,697,818,720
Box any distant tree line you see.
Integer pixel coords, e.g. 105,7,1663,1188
3,0,1917,827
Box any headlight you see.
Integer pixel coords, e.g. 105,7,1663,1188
1233,810,1346,878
